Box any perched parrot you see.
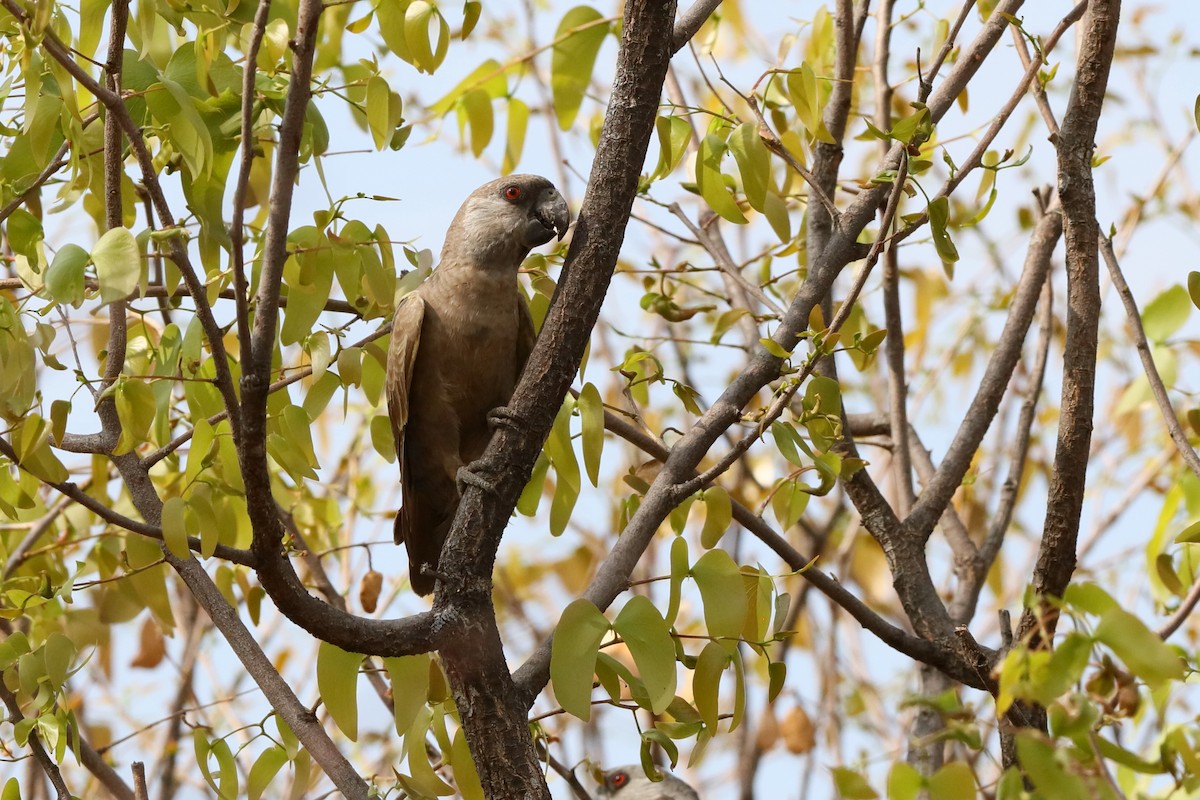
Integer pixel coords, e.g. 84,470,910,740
386,174,569,595
596,766,701,799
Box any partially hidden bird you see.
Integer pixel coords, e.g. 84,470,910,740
596,766,701,799
386,174,570,596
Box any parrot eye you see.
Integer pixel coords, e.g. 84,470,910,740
611,772,628,788
503,185,523,202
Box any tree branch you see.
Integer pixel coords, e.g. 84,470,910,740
0,681,73,799
905,208,1062,539
1018,0,1122,645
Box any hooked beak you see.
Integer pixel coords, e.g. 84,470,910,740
537,189,571,242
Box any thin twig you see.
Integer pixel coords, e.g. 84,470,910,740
1099,236,1200,479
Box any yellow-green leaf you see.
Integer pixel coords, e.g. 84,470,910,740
729,122,771,211
550,598,611,720
247,746,288,800
383,653,431,736
692,549,747,641
665,535,688,626
692,641,729,731
93,227,141,304
161,496,191,559
696,134,747,224
502,97,530,174
613,595,676,714
577,382,604,486
45,244,89,306
550,6,608,130
700,486,732,548
317,642,362,741
1094,606,1184,687
1142,284,1191,342
927,762,975,800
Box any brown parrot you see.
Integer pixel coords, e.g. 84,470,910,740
386,174,569,595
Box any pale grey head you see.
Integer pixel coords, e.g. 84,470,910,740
595,766,701,800
442,174,570,270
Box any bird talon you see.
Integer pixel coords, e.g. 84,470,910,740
487,406,525,432
457,465,498,497
418,563,453,591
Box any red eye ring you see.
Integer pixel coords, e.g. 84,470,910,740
611,773,628,787
503,185,522,201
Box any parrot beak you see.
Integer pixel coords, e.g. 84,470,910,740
537,190,571,242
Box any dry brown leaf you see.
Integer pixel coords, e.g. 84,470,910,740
359,570,383,613
780,705,815,754
130,616,165,669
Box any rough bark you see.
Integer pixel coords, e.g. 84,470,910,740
432,2,678,798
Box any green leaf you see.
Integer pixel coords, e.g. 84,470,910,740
1187,271,1200,311
161,496,191,559
550,6,608,130
886,762,922,800
247,746,288,800
366,75,392,150
2,777,20,800
317,641,362,741
45,244,89,306
692,549,747,641
92,227,141,304
785,62,833,143
1094,605,1184,687
459,88,494,157
6,207,43,261
832,767,879,799
729,122,771,211
503,97,529,174
927,762,975,800
696,134,747,223
450,730,484,800
550,598,611,720
759,337,790,359
115,379,157,455
692,640,729,731
613,595,677,714
927,196,959,268
700,487,732,548
42,632,74,692
577,382,604,486
1176,518,1200,543
383,654,431,736
1141,284,1191,342
652,115,693,181
1015,734,1091,800
405,1,449,74
665,535,688,627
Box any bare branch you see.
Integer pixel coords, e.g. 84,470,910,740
672,0,723,52
1099,236,1200,479
230,0,274,362
905,209,1062,540
1018,0,1122,645
0,437,256,566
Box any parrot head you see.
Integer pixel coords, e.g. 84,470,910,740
446,174,570,269
595,766,701,799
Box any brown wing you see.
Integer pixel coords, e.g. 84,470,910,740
386,293,426,465
386,292,426,569
387,292,460,595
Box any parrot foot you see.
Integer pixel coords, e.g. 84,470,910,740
457,465,499,498
487,406,526,432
